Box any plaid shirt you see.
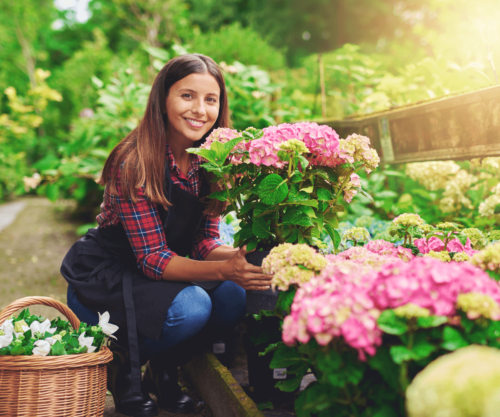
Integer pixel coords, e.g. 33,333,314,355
96,144,224,280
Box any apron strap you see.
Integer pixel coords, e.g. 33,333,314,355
122,268,142,395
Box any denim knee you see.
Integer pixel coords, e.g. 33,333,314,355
159,285,212,342
66,284,99,326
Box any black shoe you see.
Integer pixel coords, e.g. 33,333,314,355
107,341,158,417
143,355,195,414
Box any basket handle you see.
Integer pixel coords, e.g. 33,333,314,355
0,296,80,330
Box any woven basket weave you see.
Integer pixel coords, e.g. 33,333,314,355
0,296,113,417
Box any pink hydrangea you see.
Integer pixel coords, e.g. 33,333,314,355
343,173,361,203
248,122,339,169
283,256,500,362
201,128,247,165
414,236,477,256
365,240,414,262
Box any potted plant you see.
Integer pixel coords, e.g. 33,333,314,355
188,122,380,312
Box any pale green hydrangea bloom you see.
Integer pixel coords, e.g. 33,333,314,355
407,345,500,417
393,213,424,227
487,230,500,243
262,243,327,291
470,242,500,273
424,251,451,262
452,252,470,262
462,228,487,249
342,227,370,243
405,161,460,191
456,292,500,320
393,303,430,319
279,139,309,154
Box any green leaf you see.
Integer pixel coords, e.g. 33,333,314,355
275,287,297,315
358,188,374,202
46,183,60,202
301,186,314,193
10,344,25,356
324,224,341,250
246,239,258,252
412,335,438,360
298,155,309,169
441,326,468,351
316,188,333,201
290,171,304,183
50,340,67,356
416,316,448,328
208,190,228,201
252,217,272,238
324,211,339,228
257,174,289,205
276,372,305,392
286,228,300,243
390,346,415,364
186,147,217,164
377,310,408,335
283,208,314,227
259,342,283,357
269,344,303,368
223,136,244,151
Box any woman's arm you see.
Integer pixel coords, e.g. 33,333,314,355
204,244,239,261
162,246,272,291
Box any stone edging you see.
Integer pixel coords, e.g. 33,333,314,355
183,352,265,417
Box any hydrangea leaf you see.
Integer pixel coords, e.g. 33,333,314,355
416,316,448,328
257,174,289,205
367,347,400,391
246,239,258,252
186,147,217,164
283,208,314,227
208,190,228,202
317,188,333,201
377,310,408,335
269,343,303,369
441,327,468,351
390,346,415,364
252,217,272,238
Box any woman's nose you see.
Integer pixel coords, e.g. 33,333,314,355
191,98,206,116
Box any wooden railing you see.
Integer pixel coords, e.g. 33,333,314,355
320,84,500,164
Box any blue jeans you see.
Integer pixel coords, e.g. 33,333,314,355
67,281,246,364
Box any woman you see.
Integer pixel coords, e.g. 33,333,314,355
61,54,272,417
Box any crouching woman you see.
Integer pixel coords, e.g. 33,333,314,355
61,54,272,416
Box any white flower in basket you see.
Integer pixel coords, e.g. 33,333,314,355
98,312,118,339
28,319,57,337
45,334,62,345
78,333,96,353
33,340,51,356
0,319,14,348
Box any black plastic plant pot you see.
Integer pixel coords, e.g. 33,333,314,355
245,250,280,314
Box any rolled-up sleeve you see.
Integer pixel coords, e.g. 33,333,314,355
191,215,225,260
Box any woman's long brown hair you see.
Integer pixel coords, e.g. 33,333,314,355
99,54,230,217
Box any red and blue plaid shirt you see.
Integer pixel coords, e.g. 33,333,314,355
96,144,224,280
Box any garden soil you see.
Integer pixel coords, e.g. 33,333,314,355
0,197,213,417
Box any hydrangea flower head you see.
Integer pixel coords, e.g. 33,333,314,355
262,243,327,290
393,213,424,227
452,252,470,262
456,292,500,320
343,227,370,243
200,127,247,165
470,242,500,274
462,228,487,249
393,303,430,319
424,250,452,262
279,139,309,154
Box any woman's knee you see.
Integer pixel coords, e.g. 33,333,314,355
165,286,212,333
212,281,246,320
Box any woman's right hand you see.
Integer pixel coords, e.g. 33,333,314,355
222,246,273,291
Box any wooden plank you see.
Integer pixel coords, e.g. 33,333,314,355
321,84,500,164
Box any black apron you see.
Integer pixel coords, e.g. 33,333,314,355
61,159,220,396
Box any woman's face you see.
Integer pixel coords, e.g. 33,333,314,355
165,72,221,145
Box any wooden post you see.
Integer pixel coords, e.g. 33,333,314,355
318,54,327,119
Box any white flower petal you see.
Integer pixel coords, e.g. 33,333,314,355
33,340,50,356
0,334,13,349
98,311,119,337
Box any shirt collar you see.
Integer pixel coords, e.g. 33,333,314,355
166,144,201,179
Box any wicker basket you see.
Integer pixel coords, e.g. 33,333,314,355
0,296,113,417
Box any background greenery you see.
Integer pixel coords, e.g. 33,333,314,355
1,0,499,226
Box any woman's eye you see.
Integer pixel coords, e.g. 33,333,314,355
207,97,217,103
182,93,192,99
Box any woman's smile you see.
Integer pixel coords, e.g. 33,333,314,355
184,117,206,128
